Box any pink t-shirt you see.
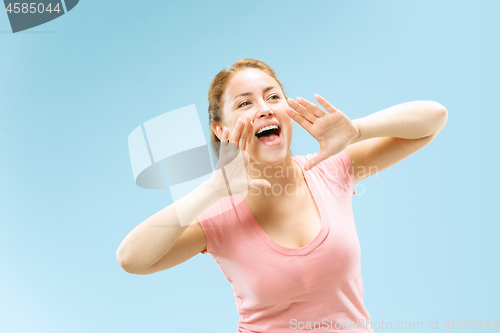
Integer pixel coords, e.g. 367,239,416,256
197,149,373,333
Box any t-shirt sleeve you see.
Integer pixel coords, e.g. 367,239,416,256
317,149,356,195
197,197,235,255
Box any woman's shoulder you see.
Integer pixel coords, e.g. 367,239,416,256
198,195,242,222
293,150,355,195
291,153,313,166
292,149,350,169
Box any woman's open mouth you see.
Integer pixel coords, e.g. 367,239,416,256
255,124,281,146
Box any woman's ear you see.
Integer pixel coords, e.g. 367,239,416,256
211,123,222,140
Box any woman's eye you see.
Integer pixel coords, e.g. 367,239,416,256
238,101,249,108
238,95,279,108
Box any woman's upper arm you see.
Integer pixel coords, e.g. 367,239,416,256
345,132,440,184
139,219,207,275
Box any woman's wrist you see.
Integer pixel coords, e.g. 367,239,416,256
351,118,366,144
203,174,229,202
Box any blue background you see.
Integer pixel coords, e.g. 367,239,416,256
0,0,498,332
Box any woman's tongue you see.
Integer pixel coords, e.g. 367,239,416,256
258,133,279,144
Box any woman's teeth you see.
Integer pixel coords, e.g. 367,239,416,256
256,125,279,135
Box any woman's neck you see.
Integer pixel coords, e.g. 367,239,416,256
246,153,306,203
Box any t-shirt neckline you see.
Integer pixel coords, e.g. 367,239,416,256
238,156,330,256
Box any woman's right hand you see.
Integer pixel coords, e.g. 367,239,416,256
207,115,271,197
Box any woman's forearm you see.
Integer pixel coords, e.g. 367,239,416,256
351,100,448,144
116,181,223,272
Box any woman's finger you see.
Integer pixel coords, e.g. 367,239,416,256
286,107,313,133
244,119,254,151
229,118,244,145
296,96,329,117
238,116,250,149
287,98,322,122
314,94,341,114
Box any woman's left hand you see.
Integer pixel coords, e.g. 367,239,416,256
286,94,359,171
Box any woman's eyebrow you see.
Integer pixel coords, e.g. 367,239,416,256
233,86,278,101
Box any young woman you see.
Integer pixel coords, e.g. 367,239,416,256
116,58,448,332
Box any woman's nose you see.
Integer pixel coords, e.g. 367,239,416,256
255,108,274,119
